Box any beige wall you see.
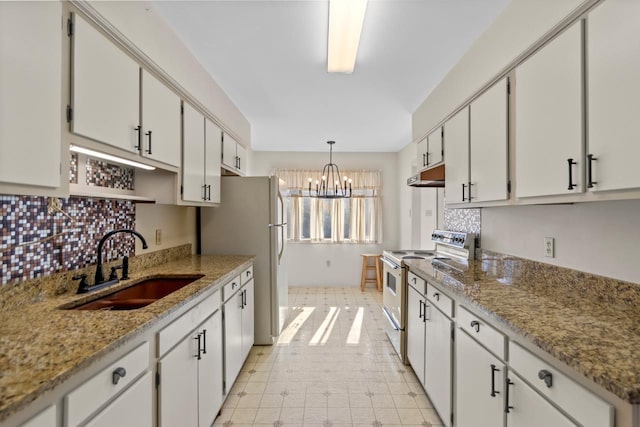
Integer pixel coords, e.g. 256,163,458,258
251,151,399,287
135,204,197,255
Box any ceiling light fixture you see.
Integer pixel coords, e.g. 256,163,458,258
327,0,368,73
70,145,156,171
308,141,351,199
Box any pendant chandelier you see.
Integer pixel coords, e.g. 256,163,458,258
308,141,352,198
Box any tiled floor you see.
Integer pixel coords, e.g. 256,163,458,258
214,287,444,427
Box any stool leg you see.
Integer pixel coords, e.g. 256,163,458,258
361,257,367,292
375,257,381,291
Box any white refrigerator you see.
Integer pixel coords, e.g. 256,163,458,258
200,176,288,345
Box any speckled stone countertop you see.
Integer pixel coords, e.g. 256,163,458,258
404,251,640,404
0,247,254,422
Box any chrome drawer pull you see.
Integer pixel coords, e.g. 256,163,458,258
538,369,553,388
112,367,126,385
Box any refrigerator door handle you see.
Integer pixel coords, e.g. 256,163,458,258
278,226,285,263
268,223,288,228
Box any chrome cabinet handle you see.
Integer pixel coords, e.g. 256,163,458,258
112,367,126,385
470,320,480,333
538,369,553,388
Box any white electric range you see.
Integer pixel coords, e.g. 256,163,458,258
381,230,475,363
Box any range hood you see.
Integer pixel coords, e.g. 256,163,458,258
407,164,445,188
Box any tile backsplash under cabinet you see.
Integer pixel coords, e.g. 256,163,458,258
0,196,135,286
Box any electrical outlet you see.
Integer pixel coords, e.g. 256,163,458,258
155,229,162,246
326,260,331,267
544,237,554,258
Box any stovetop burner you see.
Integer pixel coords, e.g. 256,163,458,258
392,251,408,255
414,251,435,256
403,256,426,260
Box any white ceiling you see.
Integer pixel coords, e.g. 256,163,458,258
153,0,510,153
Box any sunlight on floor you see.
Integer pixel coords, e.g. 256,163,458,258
346,306,364,345
277,306,315,345
309,307,340,346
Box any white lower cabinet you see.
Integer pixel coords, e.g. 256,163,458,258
158,309,223,427
223,278,254,392
65,342,150,427
424,297,452,427
407,283,426,385
20,406,56,427
455,329,505,427
505,372,576,427
85,372,152,427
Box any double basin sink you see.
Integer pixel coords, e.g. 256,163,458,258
62,275,204,311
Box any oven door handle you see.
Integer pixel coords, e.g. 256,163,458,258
382,307,403,331
380,257,400,270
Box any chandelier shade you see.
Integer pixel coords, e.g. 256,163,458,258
308,141,352,198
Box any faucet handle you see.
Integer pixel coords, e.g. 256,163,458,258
121,256,129,280
109,266,122,281
73,274,89,294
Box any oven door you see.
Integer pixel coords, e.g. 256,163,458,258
381,257,404,357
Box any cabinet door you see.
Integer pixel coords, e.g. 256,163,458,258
198,311,223,427
417,138,429,170
455,330,505,427
71,13,139,153
515,23,583,198
20,405,56,427
588,0,640,192
0,2,61,188
406,285,425,385
428,127,443,166
158,332,199,427
182,103,206,203
444,107,469,204
224,291,244,391
236,143,247,175
221,133,237,170
506,373,577,427
424,305,452,427
85,372,152,427
470,78,509,202
241,280,255,360
205,119,222,204
141,70,181,167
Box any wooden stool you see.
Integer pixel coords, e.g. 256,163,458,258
361,254,382,292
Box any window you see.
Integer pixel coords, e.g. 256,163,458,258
277,169,382,244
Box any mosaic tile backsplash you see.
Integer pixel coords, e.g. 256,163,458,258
86,158,135,190
0,196,135,286
444,208,481,246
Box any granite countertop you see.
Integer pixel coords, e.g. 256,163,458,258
404,252,640,404
0,253,254,422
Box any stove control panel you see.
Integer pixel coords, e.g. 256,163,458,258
431,230,474,249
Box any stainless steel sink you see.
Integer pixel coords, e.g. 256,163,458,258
63,275,205,311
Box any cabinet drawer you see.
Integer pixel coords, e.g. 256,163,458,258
426,283,453,318
407,272,426,294
240,265,253,285
509,342,614,427
20,405,56,427
457,306,505,360
158,289,220,356
223,275,242,302
65,342,149,426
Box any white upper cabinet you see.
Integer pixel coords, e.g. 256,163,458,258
444,107,469,204
205,119,222,204
417,137,429,170
470,78,509,203
71,13,139,153
182,102,206,203
222,133,247,176
428,127,444,166
141,70,181,167
0,2,61,188
588,0,640,192
515,23,583,198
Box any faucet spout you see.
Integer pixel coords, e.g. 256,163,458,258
94,229,148,286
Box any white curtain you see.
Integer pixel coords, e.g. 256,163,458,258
274,169,382,244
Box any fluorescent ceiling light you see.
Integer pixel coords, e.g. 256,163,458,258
70,145,156,171
327,0,368,73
